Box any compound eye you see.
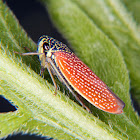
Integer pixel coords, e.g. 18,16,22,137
43,42,50,51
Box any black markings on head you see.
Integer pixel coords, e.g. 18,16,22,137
43,42,50,51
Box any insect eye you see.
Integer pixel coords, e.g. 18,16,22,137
43,42,50,51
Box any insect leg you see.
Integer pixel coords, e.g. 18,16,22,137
45,62,57,95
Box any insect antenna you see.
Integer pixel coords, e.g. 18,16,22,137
14,51,43,56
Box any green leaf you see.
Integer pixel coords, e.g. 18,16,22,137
0,0,139,140
41,0,140,138
67,0,140,106
123,0,140,24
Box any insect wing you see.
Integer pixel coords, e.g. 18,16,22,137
53,51,125,114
